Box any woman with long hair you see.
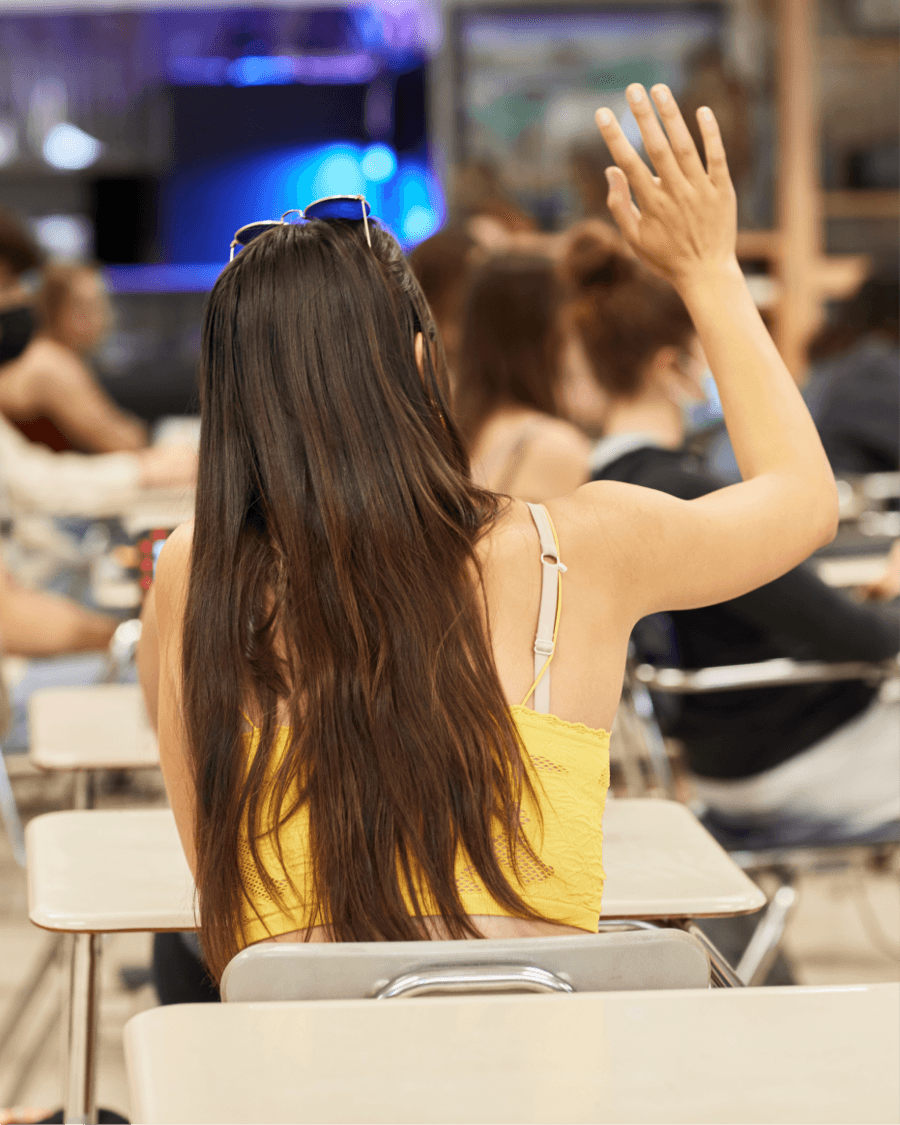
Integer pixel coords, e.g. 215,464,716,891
139,88,838,983
453,252,593,501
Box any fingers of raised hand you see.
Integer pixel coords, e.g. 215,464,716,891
649,85,708,182
604,167,641,244
595,106,657,203
624,84,688,188
695,106,733,190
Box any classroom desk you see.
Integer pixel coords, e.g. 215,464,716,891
120,489,195,540
814,553,893,589
26,800,765,935
124,983,900,1125
29,684,158,776
26,800,764,1124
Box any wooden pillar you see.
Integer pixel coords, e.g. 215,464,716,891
776,0,822,376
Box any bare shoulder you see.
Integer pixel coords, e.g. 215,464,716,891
529,416,592,460
546,479,680,578
153,521,194,621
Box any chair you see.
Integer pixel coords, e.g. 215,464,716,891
220,929,711,1002
627,653,900,985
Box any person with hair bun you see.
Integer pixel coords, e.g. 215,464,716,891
566,220,898,847
139,88,839,984
454,252,592,501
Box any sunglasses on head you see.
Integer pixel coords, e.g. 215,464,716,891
229,195,373,261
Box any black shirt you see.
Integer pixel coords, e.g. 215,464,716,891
591,441,899,780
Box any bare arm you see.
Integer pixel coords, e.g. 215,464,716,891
137,583,160,731
0,563,117,655
139,522,197,873
26,338,148,452
582,86,838,620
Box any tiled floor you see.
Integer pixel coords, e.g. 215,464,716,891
0,759,898,1124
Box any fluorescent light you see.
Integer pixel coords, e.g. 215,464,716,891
33,214,92,259
42,122,104,170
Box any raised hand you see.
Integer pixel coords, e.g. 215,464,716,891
596,84,738,291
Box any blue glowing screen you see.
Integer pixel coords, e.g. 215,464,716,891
162,141,444,262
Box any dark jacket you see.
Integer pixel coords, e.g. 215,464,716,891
591,436,899,780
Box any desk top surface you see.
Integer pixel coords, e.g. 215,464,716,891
29,684,158,771
26,800,764,933
124,983,900,1125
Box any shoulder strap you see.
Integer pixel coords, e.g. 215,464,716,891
522,502,566,712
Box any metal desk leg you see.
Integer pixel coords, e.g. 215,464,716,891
64,932,101,1125
674,919,745,988
72,770,96,812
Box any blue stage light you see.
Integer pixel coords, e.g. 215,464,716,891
163,142,444,269
361,143,397,183
227,56,297,87
312,150,365,198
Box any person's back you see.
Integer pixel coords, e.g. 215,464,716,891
804,265,900,474
454,252,591,502
139,89,840,985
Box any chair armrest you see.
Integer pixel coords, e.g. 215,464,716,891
635,657,899,693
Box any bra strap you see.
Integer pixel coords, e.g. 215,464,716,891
523,502,566,713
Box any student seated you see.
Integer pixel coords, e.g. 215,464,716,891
0,259,148,454
453,252,592,501
803,263,899,475
564,220,899,845
0,212,194,509
138,88,838,984
707,263,900,482
407,227,480,376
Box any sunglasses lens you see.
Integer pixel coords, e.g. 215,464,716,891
304,197,371,222
235,221,281,249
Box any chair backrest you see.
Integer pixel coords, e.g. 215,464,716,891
220,928,710,1002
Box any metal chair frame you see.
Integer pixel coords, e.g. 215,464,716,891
625,654,900,986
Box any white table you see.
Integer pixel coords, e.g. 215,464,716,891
120,488,195,540
27,801,764,936
29,683,158,777
814,553,892,589
124,983,900,1124
26,800,764,1123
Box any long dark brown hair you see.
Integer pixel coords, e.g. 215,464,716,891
454,253,565,445
561,221,695,396
183,219,545,980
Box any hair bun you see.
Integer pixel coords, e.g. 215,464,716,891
560,221,633,292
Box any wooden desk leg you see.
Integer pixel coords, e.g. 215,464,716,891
64,932,101,1125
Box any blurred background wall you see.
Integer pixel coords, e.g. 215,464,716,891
0,0,896,419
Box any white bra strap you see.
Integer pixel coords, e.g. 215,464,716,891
525,502,565,713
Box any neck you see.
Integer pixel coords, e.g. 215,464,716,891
602,395,684,449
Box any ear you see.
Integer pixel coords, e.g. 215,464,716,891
414,331,425,379
652,345,704,402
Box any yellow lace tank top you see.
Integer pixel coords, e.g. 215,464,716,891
238,503,611,943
